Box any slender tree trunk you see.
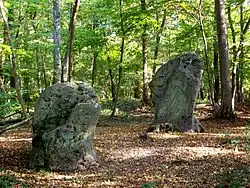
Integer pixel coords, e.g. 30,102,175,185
152,10,166,74
141,0,149,105
110,0,125,117
228,6,237,104
31,14,41,91
0,1,27,117
215,0,234,118
229,3,250,103
42,58,48,88
91,52,98,87
237,4,250,102
62,49,69,82
134,70,140,99
52,0,61,84
111,38,124,117
213,39,219,104
67,0,80,82
198,0,214,106
0,24,7,93
109,69,116,105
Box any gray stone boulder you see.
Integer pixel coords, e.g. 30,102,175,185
150,53,204,132
29,82,101,171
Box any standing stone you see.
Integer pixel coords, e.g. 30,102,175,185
150,53,204,132
29,82,101,171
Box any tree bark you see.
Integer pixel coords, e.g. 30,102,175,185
67,0,80,82
134,70,140,99
109,68,116,105
236,4,250,102
141,0,149,105
228,3,250,103
52,0,62,84
152,10,167,74
198,0,214,106
228,6,237,103
215,0,235,118
110,0,125,117
0,24,7,93
91,52,98,87
213,39,219,104
31,12,42,91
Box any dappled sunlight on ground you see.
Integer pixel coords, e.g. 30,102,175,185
0,104,250,187
0,137,32,142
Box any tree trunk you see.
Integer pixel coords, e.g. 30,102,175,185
41,52,48,89
91,17,99,87
152,10,166,74
0,24,7,93
91,52,98,87
67,0,80,82
198,0,214,106
213,40,219,104
109,68,116,105
0,1,27,117
133,70,140,99
215,0,235,119
52,0,62,84
236,4,250,102
111,38,124,117
141,0,149,105
229,3,250,103
61,49,69,82
227,6,237,104
110,0,125,117
31,13,42,91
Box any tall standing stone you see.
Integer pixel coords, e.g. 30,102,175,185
29,82,101,171
150,53,204,132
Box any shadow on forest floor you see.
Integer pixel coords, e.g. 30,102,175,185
0,103,250,187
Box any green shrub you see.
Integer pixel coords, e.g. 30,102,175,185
0,90,20,118
100,99,142,112
141,181,157,188
218,166,250,188
0,172,28,188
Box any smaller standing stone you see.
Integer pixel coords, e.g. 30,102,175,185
150,53,204,132
29,82,101,171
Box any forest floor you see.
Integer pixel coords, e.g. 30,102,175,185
0,104,250,187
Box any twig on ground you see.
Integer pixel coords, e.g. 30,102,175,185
0,117,32,135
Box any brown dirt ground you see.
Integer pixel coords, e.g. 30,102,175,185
0,104,250,187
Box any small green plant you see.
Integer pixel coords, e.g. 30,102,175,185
0,90,20,118
220,132,240,146
39,168,52,176
218,166,250,188
141,181,157,188
0,172,28,188
243,123,250,154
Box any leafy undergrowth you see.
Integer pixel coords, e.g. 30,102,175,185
0,104,250,187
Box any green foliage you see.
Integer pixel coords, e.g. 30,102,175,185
243,123,250,154
100,99,142,112
218,166,250,188
0,0,249,115
38,168,52,177
0,172,28,188
0,90,20,118
141,182,157,188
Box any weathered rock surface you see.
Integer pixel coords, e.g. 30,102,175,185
29,82,101,171
150,53,204,132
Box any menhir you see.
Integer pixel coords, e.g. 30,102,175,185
29,82,100,171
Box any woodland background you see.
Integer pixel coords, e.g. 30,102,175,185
0,0,249,117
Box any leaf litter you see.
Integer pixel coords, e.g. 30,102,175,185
0,104,250,187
